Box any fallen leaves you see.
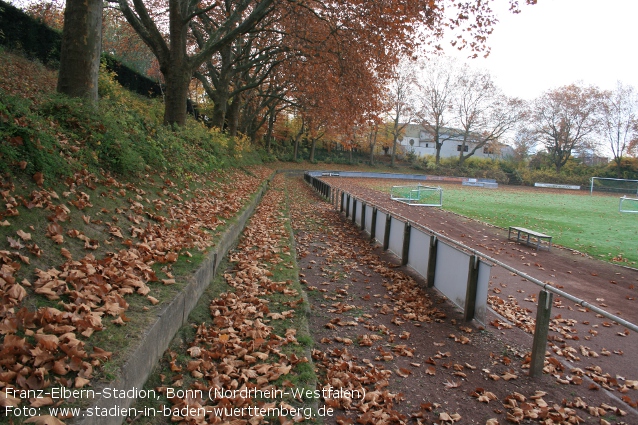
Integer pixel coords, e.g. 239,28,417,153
0,167,273,414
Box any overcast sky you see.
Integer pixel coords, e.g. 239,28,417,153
444,0,638,100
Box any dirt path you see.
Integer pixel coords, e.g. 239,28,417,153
288,175,638,425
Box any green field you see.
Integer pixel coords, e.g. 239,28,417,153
378,183,638,266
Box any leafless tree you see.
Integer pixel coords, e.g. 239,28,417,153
454,66,526,165
385,58,418,167
511,126,537,162
599,82,638,176
531,83,601,172
416,56,460,165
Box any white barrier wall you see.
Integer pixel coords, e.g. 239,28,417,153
408,228,431,278
355,201,363,226
327,187,491,325
475,262,491,323
375,211,387,245
388,217,404,257
364,206,373,234
434,242,472,309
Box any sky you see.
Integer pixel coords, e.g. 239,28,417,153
444,0,638,100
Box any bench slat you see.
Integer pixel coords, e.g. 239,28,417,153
509,226,550,238
508,226,552,250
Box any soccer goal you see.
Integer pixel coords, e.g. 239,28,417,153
390,184,443,206
590,177,638,195
619,196,638,213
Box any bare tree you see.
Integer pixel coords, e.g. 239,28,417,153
600,82,638,176
532,83,601,172
455,66,525,165
385,58,418,167
511,126,536,162
416,57,459,165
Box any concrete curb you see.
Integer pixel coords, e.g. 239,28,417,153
76,176,272,425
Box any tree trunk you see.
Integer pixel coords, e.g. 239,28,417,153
227,95,241,138
310,139,317,162
391,137,397,167
210,91,229,129
369,129,378,165
615,157,623,178
161,0,194,126
57,0,103,104
163,67,191,126
293,137,299,161
265,110,275,153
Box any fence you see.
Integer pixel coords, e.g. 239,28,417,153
304,171,638,377
304,172,491,324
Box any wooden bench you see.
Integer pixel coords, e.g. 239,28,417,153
508,226,552,250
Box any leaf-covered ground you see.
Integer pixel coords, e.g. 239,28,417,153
304,177,638,425
132,173,316,424
0,165,272,421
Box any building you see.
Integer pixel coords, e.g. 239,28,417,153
398,123,514,160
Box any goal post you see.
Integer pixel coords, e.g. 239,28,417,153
390,184,443,206
619,196,638,213
590,177,638,195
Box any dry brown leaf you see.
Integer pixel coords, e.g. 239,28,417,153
17,229,32,241
33,172,44,187
75,376,91,388
444,380,461,389
0,391,21,407
25,416,65,425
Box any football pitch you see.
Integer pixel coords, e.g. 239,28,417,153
377,183,638,266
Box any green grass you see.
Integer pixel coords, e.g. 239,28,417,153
439,186,638,264
373,182,638,265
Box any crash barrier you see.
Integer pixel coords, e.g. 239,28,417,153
305,172,491,324
304,171,638,377
305,170,464,183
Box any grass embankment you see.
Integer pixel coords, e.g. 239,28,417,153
367,181,638,265
0,49,276,422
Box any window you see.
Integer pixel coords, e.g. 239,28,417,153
457,145,468,152
484,147,493,154
425,143,429,148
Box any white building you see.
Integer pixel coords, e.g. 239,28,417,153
398,123,514,160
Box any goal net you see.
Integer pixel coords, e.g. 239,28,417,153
590,177,638,195
390,184,443,206
619,196,638,213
